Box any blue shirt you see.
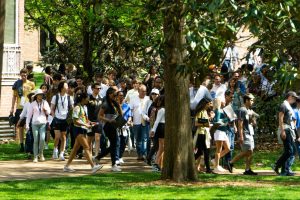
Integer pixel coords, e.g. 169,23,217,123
122,103,132,121
293,108,300,129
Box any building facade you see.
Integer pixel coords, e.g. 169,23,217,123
0,0,40,117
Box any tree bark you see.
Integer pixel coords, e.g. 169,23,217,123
161,1,197,182
0,0,6,94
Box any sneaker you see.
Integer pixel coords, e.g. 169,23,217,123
119,158,124,164
271,164,279,175
111,164,122,172
63,165,75,172
227,162,233,173
59,154,65,161
33,157,38,163
52,149,58,159
116,160,121,165
213,166,226,173
243,169,258,175
39,155,45,162
44,144,49,150
92,164,103,174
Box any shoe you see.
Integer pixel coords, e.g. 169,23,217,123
33,157,38,163
146,158,152,166
206,169,215,174
213,166,226,173
93,157,100,165
271,164,279,175
243,169,258,175
227,162,233,173
116,160,121,166
92,164,103,174
119,158,124,164
286,172,295,176
44,144,49,150
39,155,45,162
52,149,58,159
111,164,122,172
59,154,65,161
63,165,75,172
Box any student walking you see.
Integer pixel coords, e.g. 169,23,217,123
26,89,51,163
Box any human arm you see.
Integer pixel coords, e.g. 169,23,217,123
278,111,286,140
25,103,33,130
150,108,165,134
98,107,115,124
10,91,17,114
238,119,244,144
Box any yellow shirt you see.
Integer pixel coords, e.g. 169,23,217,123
13,80,35,109
195,110,209,135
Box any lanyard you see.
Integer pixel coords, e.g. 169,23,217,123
37,101,43,114
61,95,66,109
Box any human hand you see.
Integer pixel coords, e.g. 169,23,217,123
239,137,244,145
150,131,155,138
280,131,286,140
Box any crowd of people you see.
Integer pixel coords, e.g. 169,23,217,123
9,60,300,176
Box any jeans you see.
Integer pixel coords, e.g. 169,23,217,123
296,141,300,160
276,129,296,171
132,124,149,157
32,123,46,157
116,132,127,160
225,126,235,165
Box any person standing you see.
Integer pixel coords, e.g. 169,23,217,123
26,89,51,162
228,93,258,175
272,91,299,176
11,68,35,152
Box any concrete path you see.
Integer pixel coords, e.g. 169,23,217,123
0,155,298,182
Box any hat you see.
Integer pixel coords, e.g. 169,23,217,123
286,91,299,98
150,88,160,95
244,93,255,100
27,91,35,99
33,89,44,98
287,91,299,99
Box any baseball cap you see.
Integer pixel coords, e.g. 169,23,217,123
287,91,299,99
150,88,160,95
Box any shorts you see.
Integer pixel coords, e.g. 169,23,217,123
14,109,25,126
156,123,165,139
86,123,102,137
73,126,87,138
214,130,228,141
52,118,68,132
241,134,254,151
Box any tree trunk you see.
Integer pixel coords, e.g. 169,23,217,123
0,0,6,93
161,1,198,182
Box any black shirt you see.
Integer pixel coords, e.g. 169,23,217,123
279,103,292,126
87,94,102,121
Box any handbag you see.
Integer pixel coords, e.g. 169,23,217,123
113,115,127,129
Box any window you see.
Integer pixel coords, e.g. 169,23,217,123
4,0,16,44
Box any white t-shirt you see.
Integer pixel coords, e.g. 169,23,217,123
125,89,139,103
190,85,211,110
210,83,227,103
129,95,150,125
51,94,74,120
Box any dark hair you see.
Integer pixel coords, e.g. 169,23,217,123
157,95,165,108
45,66,51,75
27,74,34,80
26,65,33,70
194,97,212,115
20,68,28,74
40,83,50,91
68,80,77,88
105,87,122,115
57,81,67,92
53,73,62,81
225,90,232,97
75,75,83,80
92,82,101,89
76,92,88,103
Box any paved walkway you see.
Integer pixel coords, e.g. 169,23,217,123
0,155,298,182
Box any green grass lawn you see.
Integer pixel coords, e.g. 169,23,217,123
1,143,300,199
0,173,300,199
